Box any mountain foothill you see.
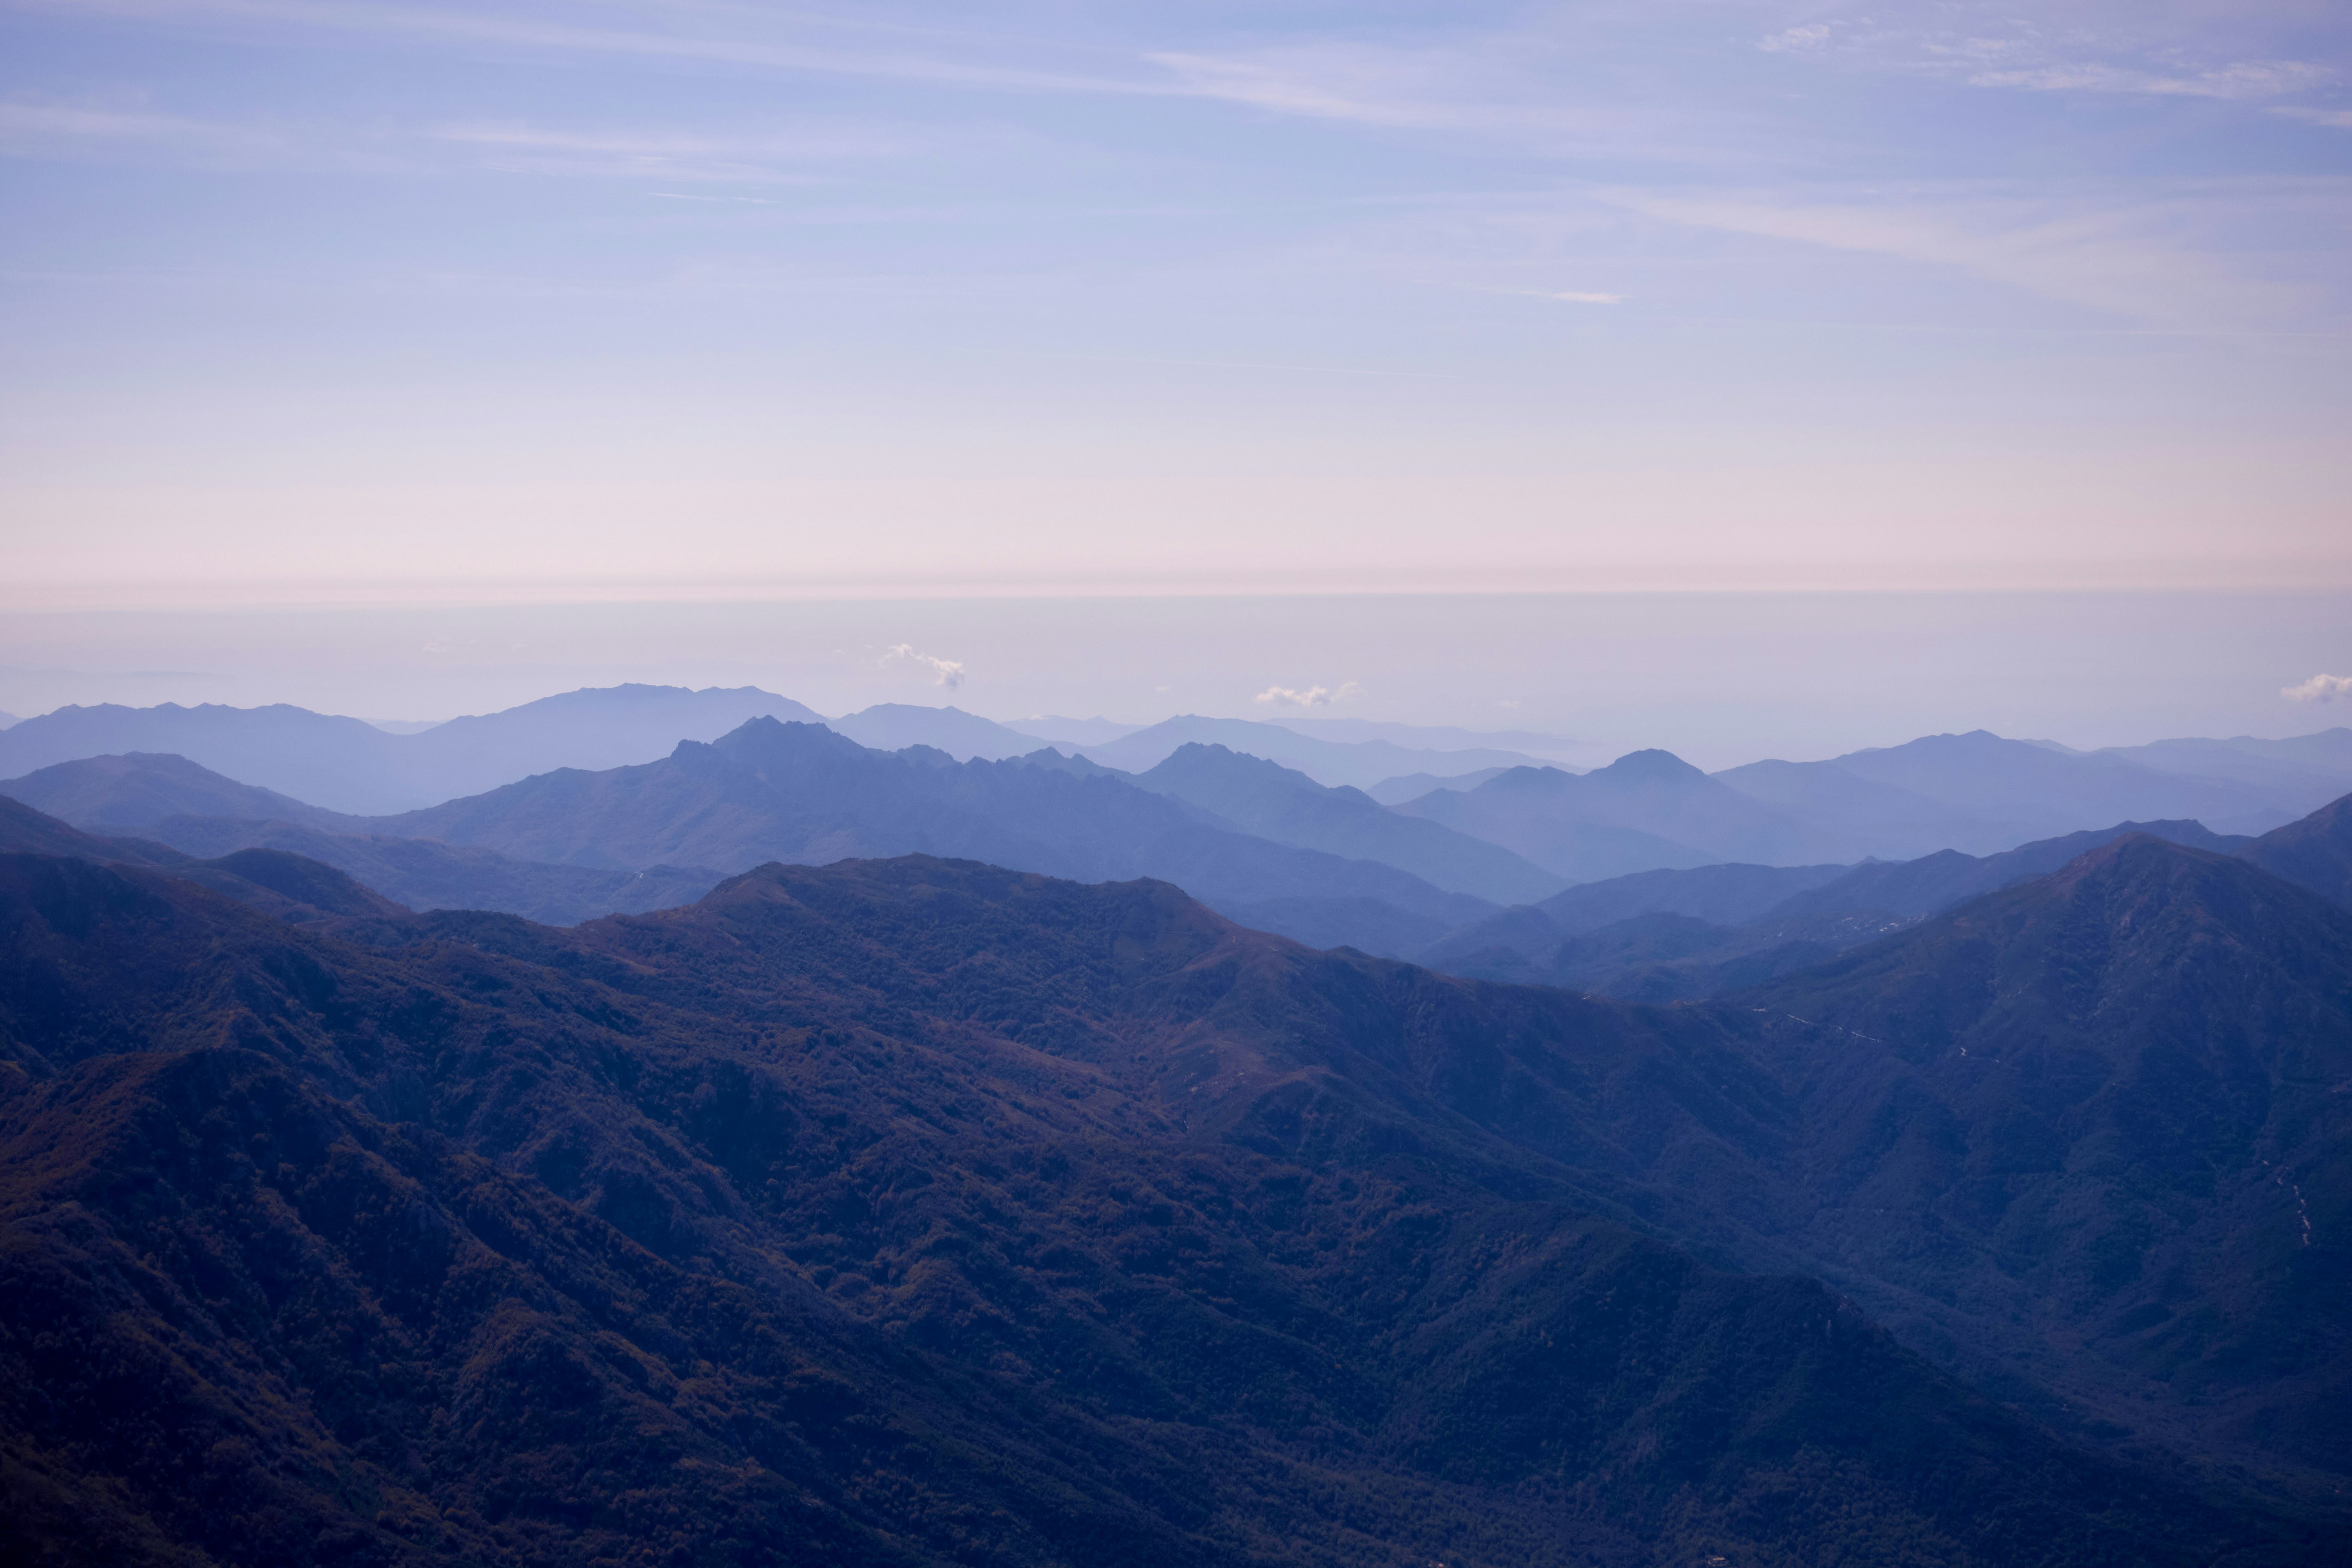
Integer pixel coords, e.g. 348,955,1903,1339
2,684,2350,1566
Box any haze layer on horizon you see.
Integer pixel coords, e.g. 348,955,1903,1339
4,591,2346,771
3,0,2350,602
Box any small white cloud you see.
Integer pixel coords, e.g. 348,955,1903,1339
1546,291,1623,304
886,643,965,690
2282,673,2352,703
1493,698,1521,709
1254,681,1362,707
2276,106,2352,130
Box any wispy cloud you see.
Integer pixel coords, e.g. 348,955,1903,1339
1749,5,2340,112
0,98,301,167
1253,681,1362,708
1610,185,2311,326
1967,59,2328,100
426,120,906,183
27,0,1167,98
2282,672,2352,702
887,643,966,689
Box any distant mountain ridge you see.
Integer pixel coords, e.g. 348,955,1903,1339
0,685,828,813
1130,743,1565,905
1399,749,1853,881
365,718,1498,953
0,770,721,926
1074,714,1559,788
1418,810,2322,1001
1712,728,2327,854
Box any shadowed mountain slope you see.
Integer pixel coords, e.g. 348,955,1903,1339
1726,835,2352,1485
1132,743,1565,906
369,718,1497,955
0,848,2331,1566
0,796,403,924
1421,820,2255,1001
0,794,186,867
1770,818,2250,922
149,815,722,926
2239,793,2352,910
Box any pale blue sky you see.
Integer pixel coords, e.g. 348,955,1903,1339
3,0,2349,604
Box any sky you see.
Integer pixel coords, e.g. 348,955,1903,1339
1,2,2348,753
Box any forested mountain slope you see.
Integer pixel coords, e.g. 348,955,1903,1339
2,845,2335,1565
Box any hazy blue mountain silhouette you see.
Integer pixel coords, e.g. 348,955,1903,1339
826,703,1049,760
1421,860,1852,973
1132,742,1565,905
0,750,361,832
997,713,1148,745
2084,729,2352,820
1255,714,1585,758
0,685,825,813
0,842,2334,1564
1364,765,1512,804
1715,729,2292,856
369,718,1497,952
1075,714,1553,788
153,816,724,925
0,754,725,925
1399,749,1853,880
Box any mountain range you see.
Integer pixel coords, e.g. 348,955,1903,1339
0,800,2345,1563
1067,714,1563,788
1416,809,2351,1003
5,738,1505,951
6,690,2346,874
0,686,827,814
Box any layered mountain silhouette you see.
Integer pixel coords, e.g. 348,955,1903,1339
1130,743,1565,905
364,719,1498,952
1397,750,1853,881
1714,729,2301,856
826,703,1050,760
0,749,360,833
1,756,726,926
2,830,2341,1564
1074,714,1556,789
0,794,407,924
1422,815,2300,998
2075,728,2352,821
0,686,827,813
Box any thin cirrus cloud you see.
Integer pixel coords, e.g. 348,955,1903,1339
21,0,1170,98
425,121,911,183
1606,186,2315,327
